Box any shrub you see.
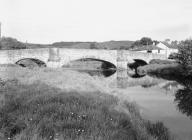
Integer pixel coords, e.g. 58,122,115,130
149,59,177,65
177,39,192,67
168,53,178,60
145,121,172,140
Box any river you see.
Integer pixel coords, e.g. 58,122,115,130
78,69,192,140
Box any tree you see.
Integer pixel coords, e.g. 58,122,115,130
153,40,159,45
139,37,153,45
131,37,153,49
177,39,192,67
0,37,26,50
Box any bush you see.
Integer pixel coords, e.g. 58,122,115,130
0,37,26,50
168,53,178,60
177,39,192,67
145,121,171,140
149,59,177,65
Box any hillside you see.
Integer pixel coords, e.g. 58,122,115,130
50,40,134,50
0,37,134,50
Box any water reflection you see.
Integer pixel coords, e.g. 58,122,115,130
78,68,192,139
77,69,116,77
149,71,192,120
173,76,192,119
175,87,192,119
82,68,192,120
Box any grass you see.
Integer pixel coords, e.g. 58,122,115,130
0,65,173,140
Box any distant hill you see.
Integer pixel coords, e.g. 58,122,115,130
97,41,134,50
0,37,134,50
25,43,52,49
50,40,134,50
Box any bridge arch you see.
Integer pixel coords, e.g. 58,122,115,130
63,58,117,70
128,59,147,69
15,58,47,68
127,59,148,76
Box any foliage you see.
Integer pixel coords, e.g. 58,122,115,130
175,87,192,119
146,62,192,120
177,39,192,67
140,37,153,46
149,59,177,65
131,37,154,49
145,121,172,140
168,53,178,60
0,37,26,50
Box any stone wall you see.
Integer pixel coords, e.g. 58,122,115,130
0,48,167,69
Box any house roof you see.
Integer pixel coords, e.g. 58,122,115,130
159,41,178,49
131,45,163,51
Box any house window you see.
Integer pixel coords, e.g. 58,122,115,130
158,49,160,53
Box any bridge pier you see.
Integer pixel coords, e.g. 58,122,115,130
48,48,60,61
117,61,128,70
116,70,128,88
47,48,62,68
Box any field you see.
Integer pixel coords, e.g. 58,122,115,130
0,65,172,140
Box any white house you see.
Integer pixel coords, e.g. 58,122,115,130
132,45,163,54
156,42,178,58
132,42,178,58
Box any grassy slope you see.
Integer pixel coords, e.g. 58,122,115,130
0,66,172,140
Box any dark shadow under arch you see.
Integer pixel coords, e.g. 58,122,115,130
64,58,117,77
128,59,148,77
16,58,46,68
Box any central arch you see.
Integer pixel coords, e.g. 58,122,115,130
63,58,117,70
80,58,116,70
62,58,117,77
127,59,148,76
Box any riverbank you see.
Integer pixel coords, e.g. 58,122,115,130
138,63,192,78
0,65,173,140
137,62,192,92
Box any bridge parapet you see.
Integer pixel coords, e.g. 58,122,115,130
117,50,167,63
0,48,168,69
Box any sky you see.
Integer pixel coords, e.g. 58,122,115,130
0,0,192,43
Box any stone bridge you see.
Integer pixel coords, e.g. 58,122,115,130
0,48,167,69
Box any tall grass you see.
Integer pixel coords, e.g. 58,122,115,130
0,66,173,140
0,80,139,140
